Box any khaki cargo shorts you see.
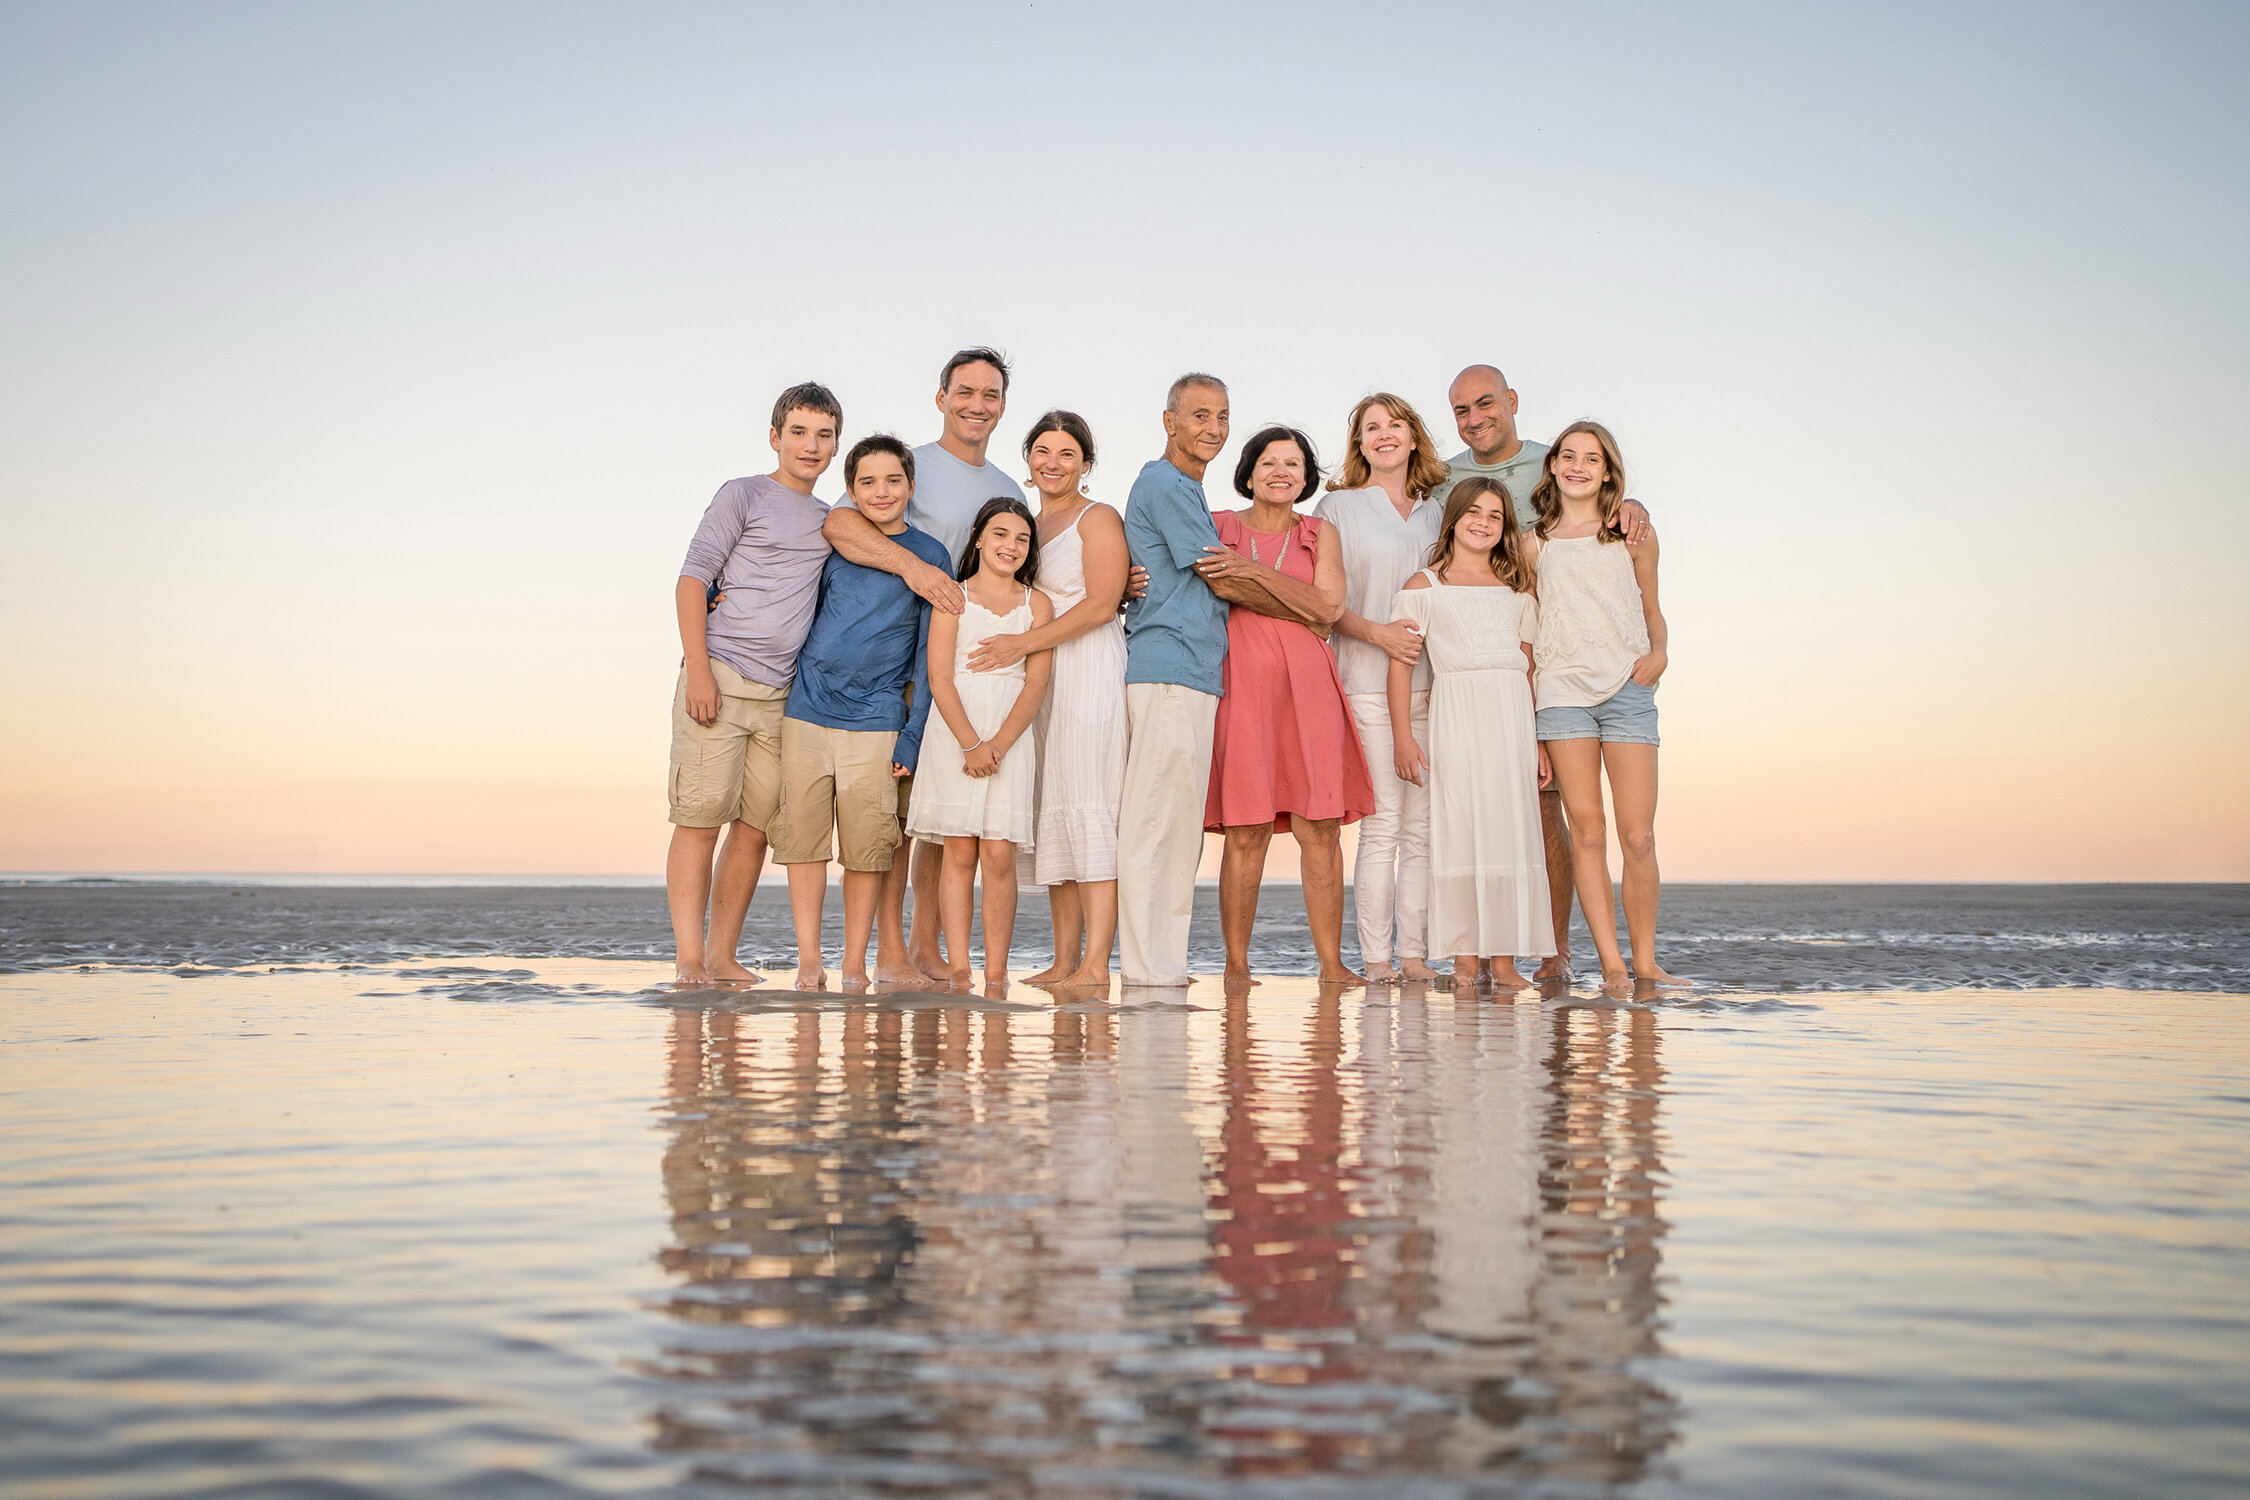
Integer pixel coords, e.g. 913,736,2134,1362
770,718,907,871
667,659,788,830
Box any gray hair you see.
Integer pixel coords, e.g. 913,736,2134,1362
1165,371,1227,412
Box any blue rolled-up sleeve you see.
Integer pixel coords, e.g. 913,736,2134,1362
892,600,934,772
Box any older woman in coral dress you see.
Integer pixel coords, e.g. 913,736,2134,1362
1191,425,1374,984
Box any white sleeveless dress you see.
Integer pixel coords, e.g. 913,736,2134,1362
1020,502,1128,887
905,590,1040,844
1389,571,1555,960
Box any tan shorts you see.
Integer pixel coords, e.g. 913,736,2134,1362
771,718,907,871
667,659,788,830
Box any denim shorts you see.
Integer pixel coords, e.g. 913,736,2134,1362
1536,678,1660,746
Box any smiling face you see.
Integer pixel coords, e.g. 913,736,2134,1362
769,408,841,490
1448,367,1521,463
976,509,1034,579
1356,402,1415,476
1248,436,1308,509
1450,489,1510,555
1025,430,1087,502
1162,382,1230,472
937,360,1008,456
1551,431,1609,502
850,450,913,530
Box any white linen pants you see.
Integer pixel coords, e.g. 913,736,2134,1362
1117,682,1217,986
1348,690,1431,966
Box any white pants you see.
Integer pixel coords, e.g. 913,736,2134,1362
1117,682,1216,986
1348,690,1431,965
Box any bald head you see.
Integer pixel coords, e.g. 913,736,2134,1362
1448,363,1523,465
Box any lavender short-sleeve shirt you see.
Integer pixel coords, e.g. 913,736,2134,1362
678,474,832,689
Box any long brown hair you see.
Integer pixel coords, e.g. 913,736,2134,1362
1326,392,1452,499
1529,420,1628,542
1427,477,1534,591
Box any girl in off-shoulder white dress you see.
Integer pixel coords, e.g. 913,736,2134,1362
1387,475,1554,989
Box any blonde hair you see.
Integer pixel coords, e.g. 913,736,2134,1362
1327,392,1452,498
1529,421,1628,542
1427,477,1534,592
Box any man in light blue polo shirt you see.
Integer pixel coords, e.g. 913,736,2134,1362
1116,373,1231,987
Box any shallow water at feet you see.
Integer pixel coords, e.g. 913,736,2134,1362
3,964,2247,1497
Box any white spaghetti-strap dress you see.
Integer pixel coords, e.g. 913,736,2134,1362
1020,502,1128,887
905,589,1040,845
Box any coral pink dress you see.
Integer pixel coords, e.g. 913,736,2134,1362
1204,512,1375,832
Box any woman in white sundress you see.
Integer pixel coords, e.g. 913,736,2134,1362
966,411,1129,988
1388,476,1555,990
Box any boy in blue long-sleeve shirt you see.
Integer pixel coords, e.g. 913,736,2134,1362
769,435,952,989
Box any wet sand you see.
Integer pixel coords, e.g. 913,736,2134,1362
4,961,2247,1497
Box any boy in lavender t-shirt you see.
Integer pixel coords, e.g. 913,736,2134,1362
665,381,840,985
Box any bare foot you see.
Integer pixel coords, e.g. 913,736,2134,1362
1318,966,1367,986
945,966,975,989
1400,958,1442,982
1021,964,1070,986
707,958,766,987
1057,964,1112,988
1636,964,1690,988
1485,962,1528,993
982,972,1011,997
1449,962,1485,990
1364,961,1398,983
1599,964,1632,991
1221,966,1259,988
838,970,871,993
793,965,827,991
1534,954,1573,982
910,947,948,982
874,960,933,987
673,962,711,986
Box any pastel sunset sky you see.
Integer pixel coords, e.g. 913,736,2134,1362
3,2,2244,880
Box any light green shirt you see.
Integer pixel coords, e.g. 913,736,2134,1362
1435,439,1550,531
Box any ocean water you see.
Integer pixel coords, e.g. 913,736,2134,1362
2,885,2247,1497
4,880,2246,991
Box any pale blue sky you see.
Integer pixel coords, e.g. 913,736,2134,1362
3,2,2244,876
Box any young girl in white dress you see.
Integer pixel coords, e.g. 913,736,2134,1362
1524,421,1676,988
905,497,1055,990
1387,476,1555,990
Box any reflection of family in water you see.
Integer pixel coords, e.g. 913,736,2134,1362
652,997,1676,1485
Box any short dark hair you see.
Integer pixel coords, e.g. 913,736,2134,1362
956,496,1041,587
1021,409,1096,469
938,347,1011,396
1232,425,1322,506
844,433,915,488
1166,372,1226,412
770,380,842,432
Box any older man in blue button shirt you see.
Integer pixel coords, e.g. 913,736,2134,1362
1117,373,1232,986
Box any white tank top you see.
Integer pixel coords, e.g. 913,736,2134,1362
1533,535,1649,708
